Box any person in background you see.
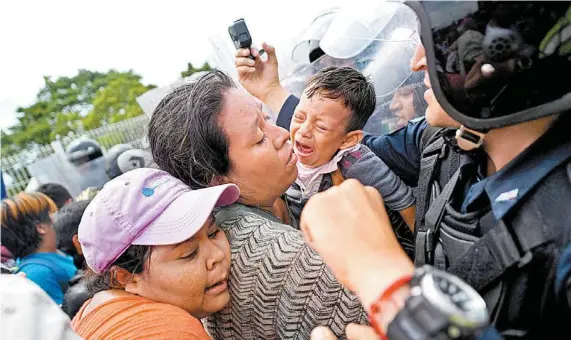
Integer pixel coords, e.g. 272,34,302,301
388,73,427,130
37,183,73,209
105,144,155,180
1,192,77,305
54,200,90,269
54,200,91,318
71,168,239,340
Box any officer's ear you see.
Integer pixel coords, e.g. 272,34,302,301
339,130,363,150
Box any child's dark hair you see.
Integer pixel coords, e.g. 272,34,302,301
84,245,152,298
53,200,90,256
1,192,57,258
37,183,72,209
305,66,376,132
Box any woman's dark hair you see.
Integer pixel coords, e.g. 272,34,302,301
84,245,152,298
148,70,236,189
1,192,57,258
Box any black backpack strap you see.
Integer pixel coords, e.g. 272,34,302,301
448,161,571,291
420,125,442,149
414,128,448,236
415,166,462,266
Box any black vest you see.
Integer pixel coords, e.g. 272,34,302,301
413,126,571,339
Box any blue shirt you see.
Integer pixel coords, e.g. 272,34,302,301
1,170,7,199
17,252,77,305
461,117,571,222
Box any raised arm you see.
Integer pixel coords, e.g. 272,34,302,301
235,43,291,115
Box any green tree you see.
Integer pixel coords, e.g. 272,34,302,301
85,71,156,129
2,69,155,156
181,62,212,78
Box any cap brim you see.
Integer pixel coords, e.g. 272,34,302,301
131,184,240,246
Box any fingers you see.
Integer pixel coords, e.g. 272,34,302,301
346,324,379,340
262,42,278,65
311,326,338,340
235,48,251,58
235,56,255,68
236,66,256,75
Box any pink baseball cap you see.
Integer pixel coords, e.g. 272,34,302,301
78,168,240,274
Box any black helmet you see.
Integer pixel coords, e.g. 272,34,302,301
406,1,571,130
106,144,134,179
66,138,104,166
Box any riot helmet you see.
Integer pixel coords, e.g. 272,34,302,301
65,138,103,166
404,1,571,130
282,1,424,135
116,149,155,175
290,8,340,64
106,144,155,179
105,143,134,179
65,137,107,191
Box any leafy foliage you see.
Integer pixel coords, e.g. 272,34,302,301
2,70,155,157
180,62,212,78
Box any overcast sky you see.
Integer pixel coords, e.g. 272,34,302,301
0,0,346,132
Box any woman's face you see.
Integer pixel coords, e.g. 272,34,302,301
390,86,416,129
128,217,231,319
410,45,460,128
218,88,298,207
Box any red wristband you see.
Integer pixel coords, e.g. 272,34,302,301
368,275,413,340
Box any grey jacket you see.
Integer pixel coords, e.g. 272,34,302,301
206,203,367,340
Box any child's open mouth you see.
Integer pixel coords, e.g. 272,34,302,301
295,140,314,157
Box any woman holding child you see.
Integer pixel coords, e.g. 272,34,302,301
147,70,376,339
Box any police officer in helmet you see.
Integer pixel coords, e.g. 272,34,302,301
105,143,155,180
66,137,108,192
237,1,571,339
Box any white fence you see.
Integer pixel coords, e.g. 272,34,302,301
2,115,150,197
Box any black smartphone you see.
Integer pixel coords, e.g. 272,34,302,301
229,18,252,50
229,18,259,60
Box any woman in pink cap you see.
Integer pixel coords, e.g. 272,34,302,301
70,168,240,340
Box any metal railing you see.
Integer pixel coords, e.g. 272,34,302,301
1,115,150,197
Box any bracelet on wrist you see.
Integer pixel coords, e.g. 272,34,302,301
368,275,413,340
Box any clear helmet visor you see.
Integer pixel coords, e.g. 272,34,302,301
283,1,427,135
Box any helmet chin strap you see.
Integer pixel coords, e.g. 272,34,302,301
455,125,487,151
